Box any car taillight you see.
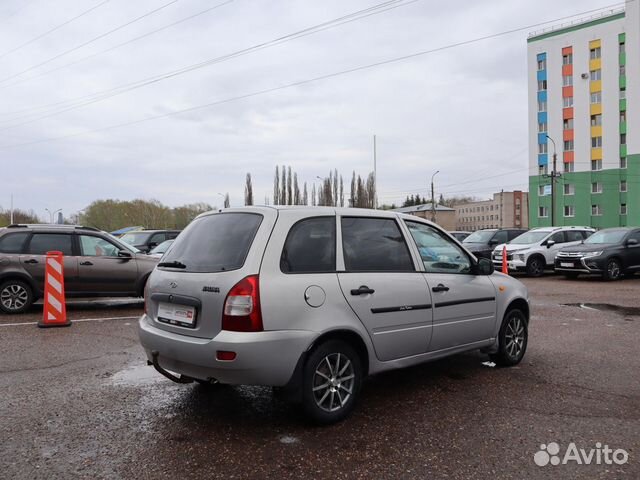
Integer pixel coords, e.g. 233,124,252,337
222,275,263,332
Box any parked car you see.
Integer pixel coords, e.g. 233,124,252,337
139,207,530,424
148,239,174,258
0,224,158,314
120,229,180,253
448,230,472,242
492,226,594,276
555,227,640,280
462,228,528,259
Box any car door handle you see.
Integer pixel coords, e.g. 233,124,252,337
23,259,38,264
80,261,94,266
350,285,375,295
432,284,450,292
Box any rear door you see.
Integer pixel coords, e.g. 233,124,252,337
403,220,497,352
337,216,433,361
543,231,566,265
76,234,139,294
20,233,79,294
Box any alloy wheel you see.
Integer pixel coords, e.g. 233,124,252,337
607,260,621,280
0,284,29,311
504,314,526,360
312,353,355,413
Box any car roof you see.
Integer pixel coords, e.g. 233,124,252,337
2,224,101,233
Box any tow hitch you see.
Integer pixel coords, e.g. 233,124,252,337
150,350,193,384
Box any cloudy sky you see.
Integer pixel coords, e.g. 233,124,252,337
0,0,619,219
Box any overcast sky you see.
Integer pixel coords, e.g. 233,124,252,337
0,0,618,219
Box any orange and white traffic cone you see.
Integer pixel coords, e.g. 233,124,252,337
38,251,70,328
501,245,509,275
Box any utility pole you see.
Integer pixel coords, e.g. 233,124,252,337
430,170,439,223
373,135,377,210
544,135,561,226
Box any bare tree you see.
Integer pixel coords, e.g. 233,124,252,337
244,173,253,206
339,175,344,207
280,166,287,205
350,171,356,207
303,182,308,206
224,193,230,208
293,172,301,205
311,183,316,206
273,166,280,205
287,166,293,205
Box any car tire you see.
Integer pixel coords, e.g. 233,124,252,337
489,309,528,367
0,279,34,314
564,273,579,279
526,256,545,277
602,258,622,281
302,340,362,425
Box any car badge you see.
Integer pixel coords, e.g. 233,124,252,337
169,282,178,288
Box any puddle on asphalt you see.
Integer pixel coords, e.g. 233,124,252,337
561,303,639,319
109,364,167,386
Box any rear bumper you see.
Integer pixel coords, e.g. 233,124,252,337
138,314,315,386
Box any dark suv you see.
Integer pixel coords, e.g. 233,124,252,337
555,227,640,280
462,228,528,259
0,225,158,314
119,230,181,253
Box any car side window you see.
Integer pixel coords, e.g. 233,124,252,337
549,232,565,244
79,235,120,257
281,217,336,273
582,230,593,240
405,221,472,274
0,232,30,254
566,231,583,242
629,230,640,243
341,217,414,272
492,231,508,244
150,233,165,245
167,232,179,240
28,234,73,256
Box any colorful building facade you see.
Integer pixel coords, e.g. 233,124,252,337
528,5,640,228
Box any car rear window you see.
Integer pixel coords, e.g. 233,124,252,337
160,213,262,273
281,217,336,273
0,232,30,254
28,234,73,256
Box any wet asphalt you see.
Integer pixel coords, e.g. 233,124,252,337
0,276,639,480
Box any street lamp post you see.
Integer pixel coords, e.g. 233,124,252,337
44,208,62,224
544,135,561,226
430,170,439,223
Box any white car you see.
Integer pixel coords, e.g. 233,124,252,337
492,226,594,276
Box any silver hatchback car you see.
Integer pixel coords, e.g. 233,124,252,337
139,207,530,423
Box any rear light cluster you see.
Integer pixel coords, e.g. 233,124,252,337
221,275,263,332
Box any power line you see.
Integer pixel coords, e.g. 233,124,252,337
0,0,417,127
0,0,110,61
0,0,179,84
0,2,630,150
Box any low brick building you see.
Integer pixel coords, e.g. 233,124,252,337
392,203,457,230
454,191,529,231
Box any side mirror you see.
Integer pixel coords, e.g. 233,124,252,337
118,250,133,258
626,238,638,246
546,240,555,248
148,243,158,249
477,257,494,275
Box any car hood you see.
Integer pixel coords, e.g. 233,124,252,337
493,243,530,253
559,243,616,253
463,242,491,250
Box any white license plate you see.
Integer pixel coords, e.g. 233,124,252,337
560,262,574,268
158,302,196,326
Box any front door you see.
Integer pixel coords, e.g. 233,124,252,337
403,221,497,352
337,216,433,361
76,234,138,295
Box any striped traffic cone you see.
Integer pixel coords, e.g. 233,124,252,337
501,245,509,275
38,251,70,328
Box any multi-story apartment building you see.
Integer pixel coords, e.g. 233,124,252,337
528,5,640,228
454,191,528,231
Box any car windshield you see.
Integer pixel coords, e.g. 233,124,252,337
584,230,627,244
120,232,152,245
510,231,549,245
160,213,263,272
463,231,495,243
150,239,173,254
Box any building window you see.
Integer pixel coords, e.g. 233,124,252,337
563,118,574,130
564,206,575,217
564,162,575,173
538,206,548,218
621,133,626,145
538,185,549,196
590,47,601,59
563,96,574,108
590,69,602,81
562,53,573,64
537,58,546,70
590,114,602,126
538,100,547,112
620,180,627,192
562,75,573,86
537,80,547,91
620,157,627,169
538,122,547,133
621,204,627,215
591,182,602,194
619,42,625,55
591,136,602,148
539,143,548,154
620,65,626,76
590,92,602,104
539,164,548,175
591,159,602,171
620,111,626,122
563,140,574,151
620,88,626,100
564,184,575,195
591,205,602,216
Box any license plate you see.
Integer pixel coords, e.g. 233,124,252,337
158,302,196,327
560,262,574,268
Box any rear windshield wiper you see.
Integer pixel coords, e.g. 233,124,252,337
157,260,187,269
